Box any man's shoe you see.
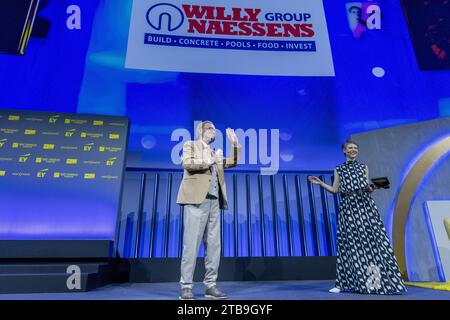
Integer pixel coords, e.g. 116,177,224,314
179,288,194,300
205,286,228,299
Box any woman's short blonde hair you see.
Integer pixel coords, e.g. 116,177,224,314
341,139,359,150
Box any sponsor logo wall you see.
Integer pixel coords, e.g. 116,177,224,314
0,109,129,240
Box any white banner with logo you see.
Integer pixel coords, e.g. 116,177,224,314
125,0,335,76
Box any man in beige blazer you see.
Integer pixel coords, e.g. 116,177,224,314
177,121,240,300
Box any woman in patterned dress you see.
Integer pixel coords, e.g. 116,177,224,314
308,140,407,295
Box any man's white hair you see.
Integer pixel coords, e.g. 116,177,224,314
195,121,214,140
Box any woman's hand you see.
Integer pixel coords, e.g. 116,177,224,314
308,176,322,185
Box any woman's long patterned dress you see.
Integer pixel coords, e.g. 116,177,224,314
334,160,407,294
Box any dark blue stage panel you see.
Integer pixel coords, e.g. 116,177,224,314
0,110,129,247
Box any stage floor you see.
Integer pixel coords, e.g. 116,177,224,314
1,280,449,300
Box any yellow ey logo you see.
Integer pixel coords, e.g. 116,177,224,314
19,154,31,162
84,173,95,179
37,169,48,178
109,134,120,140
0,139,6,148
64,119,71,124
106,157,117,166
24,129,36,135
12,142,19,148
49,115,59,123
99,146,105,152
53,172,60,178
0,171,5,176
43,144,55,150
65,129,76,137
84,143,94,151
93,120,104,126
35,157,42,163
8,115,20,121
66,158,78,164
81,132,87,138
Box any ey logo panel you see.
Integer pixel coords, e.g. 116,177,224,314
49,115,60,123
19,154,31,163
106,157,117,166
37,169,49,178
83,143,94,152
65,129,76,137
